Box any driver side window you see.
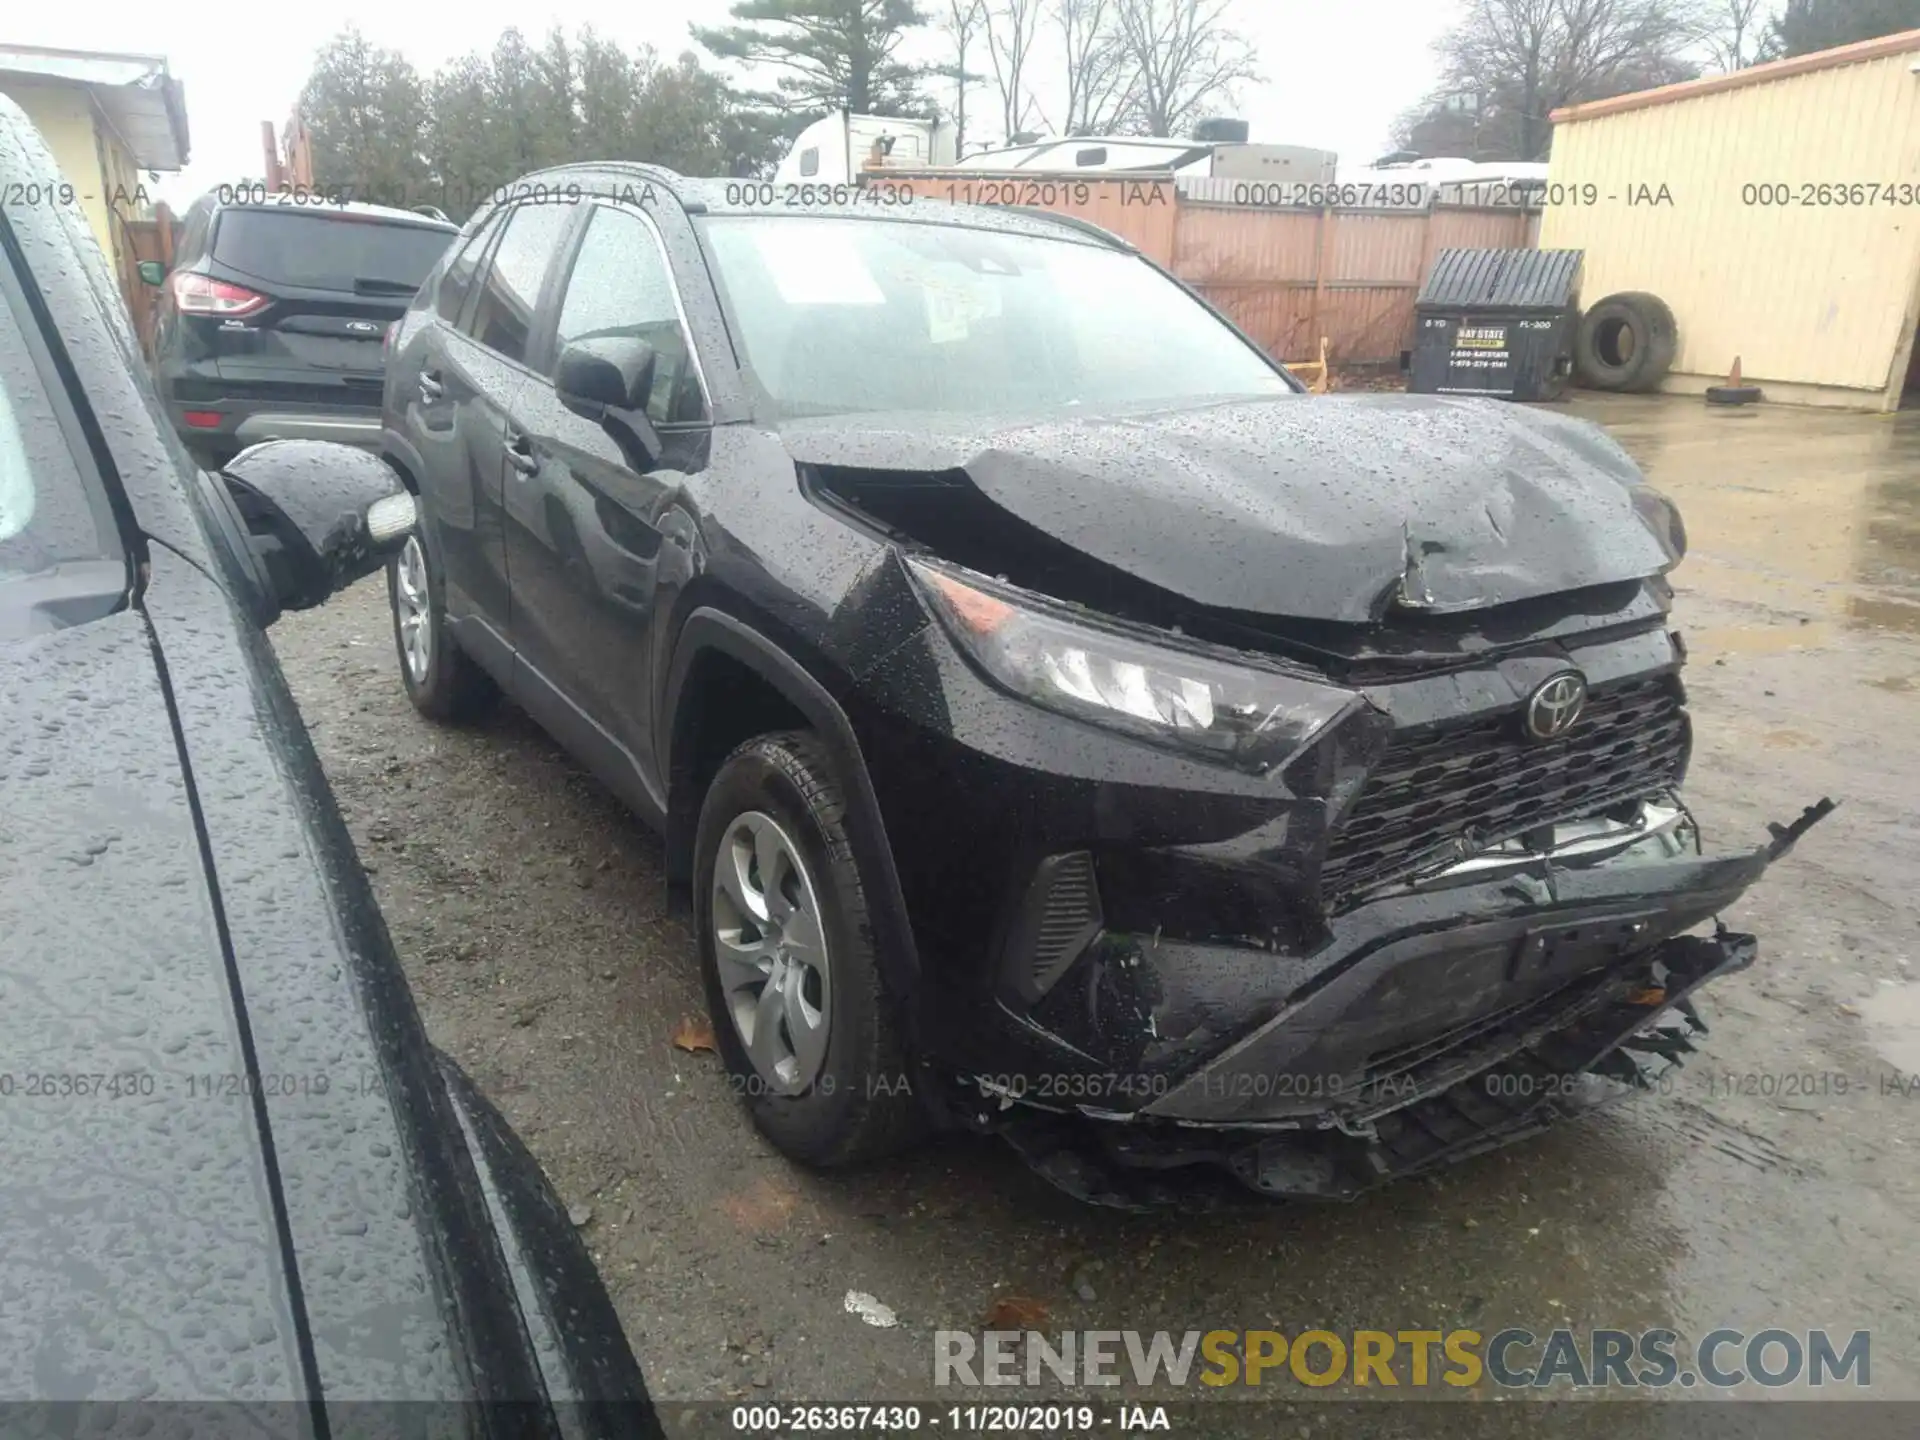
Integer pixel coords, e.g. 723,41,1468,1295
553,208,706,425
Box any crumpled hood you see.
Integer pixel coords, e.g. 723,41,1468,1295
780,394,1682,622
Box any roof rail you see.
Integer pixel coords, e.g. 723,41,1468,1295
1000,205,1134,251
529,159,686,182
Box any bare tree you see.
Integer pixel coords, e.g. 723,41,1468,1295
1702,0,1770,69
1109,0,1258,138
940,0,988,153
1426,0,1703,161
983,0,1045,140
1050,0,1139,135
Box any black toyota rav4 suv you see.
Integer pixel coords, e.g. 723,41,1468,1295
153,193,457,467
382,165,1831,1206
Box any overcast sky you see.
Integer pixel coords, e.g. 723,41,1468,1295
15,0,1465,203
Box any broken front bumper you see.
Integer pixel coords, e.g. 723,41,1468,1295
976,802,1834,1207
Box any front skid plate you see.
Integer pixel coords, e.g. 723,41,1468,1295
996,927,1754,1210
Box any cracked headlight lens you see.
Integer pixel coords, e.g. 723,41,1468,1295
908,557,1365,774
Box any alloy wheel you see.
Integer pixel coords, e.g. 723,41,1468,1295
710,810,833,1094
395,535,433,685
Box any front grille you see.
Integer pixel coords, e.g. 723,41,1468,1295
1320,675,1689,903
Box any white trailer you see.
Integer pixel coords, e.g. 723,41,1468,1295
775,110,957,185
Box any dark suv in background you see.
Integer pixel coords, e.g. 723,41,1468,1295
152,194,456,466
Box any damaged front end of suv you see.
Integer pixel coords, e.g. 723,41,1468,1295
788,394,1832,1208
679,200,1832,1206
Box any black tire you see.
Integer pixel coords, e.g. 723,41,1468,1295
387,527,497,723
1574,291,1678,393
694,731,923,1167
1705,384,1763,406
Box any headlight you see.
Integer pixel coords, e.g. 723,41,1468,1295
1631,484,1686,565
907,557,1365,774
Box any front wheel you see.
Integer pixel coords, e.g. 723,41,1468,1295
387,530,496,722
694,731,923,1167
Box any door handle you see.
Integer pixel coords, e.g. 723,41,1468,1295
418,370,444,401
505,431,538,475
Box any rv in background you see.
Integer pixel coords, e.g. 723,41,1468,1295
1335,154,1552,198
771,115,1546,209
776,114,1336,185
776,110,957,184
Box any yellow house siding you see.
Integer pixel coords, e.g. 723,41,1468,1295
0,76,119,261
89,103,150,274
1541,50,1920,407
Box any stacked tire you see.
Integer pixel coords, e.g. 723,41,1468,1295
1573,291,1677,393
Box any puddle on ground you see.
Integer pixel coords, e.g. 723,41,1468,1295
1860,983,1920,1075
1868,674,1916,692
1687,623,1831,657
1573,398,1920,637
1845,593,1920,636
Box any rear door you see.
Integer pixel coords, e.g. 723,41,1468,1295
394,209,511,631
194,207,455,403
415,201,574,653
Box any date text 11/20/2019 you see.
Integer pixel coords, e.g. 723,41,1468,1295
729,1404,1173,1432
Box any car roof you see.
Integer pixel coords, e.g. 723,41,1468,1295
212,197,458,231
492,161,1135,251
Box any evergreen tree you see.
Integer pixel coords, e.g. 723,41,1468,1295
692,0,932,114
1769,0,1920,57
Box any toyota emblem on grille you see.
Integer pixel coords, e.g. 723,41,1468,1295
1523,671,1588,741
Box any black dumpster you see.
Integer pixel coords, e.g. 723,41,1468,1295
1406,247,1583,402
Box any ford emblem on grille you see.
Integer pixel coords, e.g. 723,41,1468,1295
1523,671,1588,741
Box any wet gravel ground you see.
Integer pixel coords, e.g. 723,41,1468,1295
270,396,1919,1431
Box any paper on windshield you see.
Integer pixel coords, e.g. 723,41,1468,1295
755,226,885,305
920,273,1003,344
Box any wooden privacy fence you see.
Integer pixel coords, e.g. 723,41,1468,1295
117,205,176,359
867,173,1541,369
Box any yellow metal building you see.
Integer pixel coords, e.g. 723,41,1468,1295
1541,28,1920,411
0,46,188,277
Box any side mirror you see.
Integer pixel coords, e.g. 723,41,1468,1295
218,440,415,619
137,260,166,286
556,337,664,469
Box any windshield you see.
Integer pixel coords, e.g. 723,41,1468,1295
212,209,456,293
699,215,1294,418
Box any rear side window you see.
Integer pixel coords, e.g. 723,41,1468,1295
465,203,572,365
435,210,507,322
176,199,213,266
211,210,455,294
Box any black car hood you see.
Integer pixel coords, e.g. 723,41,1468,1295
780,395,1681,623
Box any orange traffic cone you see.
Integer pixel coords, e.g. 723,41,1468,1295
1706,355,1761,406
